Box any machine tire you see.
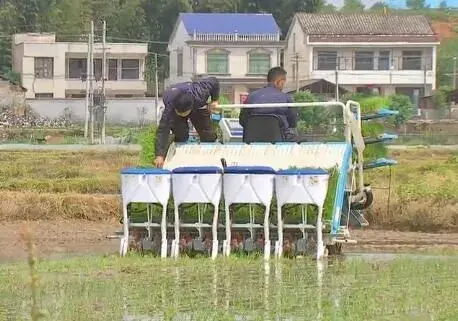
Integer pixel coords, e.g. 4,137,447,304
350,188,374,210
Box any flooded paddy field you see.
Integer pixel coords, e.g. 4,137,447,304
1,221,458,321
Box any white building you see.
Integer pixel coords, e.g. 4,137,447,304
12,33,148,99
284,13,440,102
166,13,285,103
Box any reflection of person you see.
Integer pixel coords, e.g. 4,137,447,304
239,67,298,141
154,77,220,168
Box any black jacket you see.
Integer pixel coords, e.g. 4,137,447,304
155,77,220,157
239,85,298,135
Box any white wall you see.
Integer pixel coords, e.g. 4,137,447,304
167,21,193,87
284,18,310,84
14,41,148,99
27,98,163,124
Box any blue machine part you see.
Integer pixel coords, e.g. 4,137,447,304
211,113,222,122
224,165,276,175
120,168,171,175
361,108,399,121
172,166,223,174
219,118,244,142
362,133,399,145
364,158,398,170
276,168,328,176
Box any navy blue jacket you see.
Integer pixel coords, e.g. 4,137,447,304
239,85,298,135
155,77,220,157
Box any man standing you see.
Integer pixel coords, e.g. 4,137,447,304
239,67,298,141
154,77,220,168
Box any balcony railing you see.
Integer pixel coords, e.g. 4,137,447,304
192,32,280,42
312,55,434,71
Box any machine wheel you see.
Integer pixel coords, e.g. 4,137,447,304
350,186,374,210
326,243,342,256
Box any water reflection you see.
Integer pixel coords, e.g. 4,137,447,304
4,254,458,320
122,259,327,321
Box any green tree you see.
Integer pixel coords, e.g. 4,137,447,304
341,0,365,12
389,94,413,128
406,0,426,10
0,2,20,74
439,0,448,9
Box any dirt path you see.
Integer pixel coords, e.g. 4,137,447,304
2,220,458,263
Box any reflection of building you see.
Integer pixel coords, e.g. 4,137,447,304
0,75,27,114
166,13,285,103
12,33,148,99
284,13,439,104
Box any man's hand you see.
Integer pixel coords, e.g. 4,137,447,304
154,156,165,168
208,100,219,113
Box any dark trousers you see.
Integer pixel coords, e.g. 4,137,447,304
171,107,217,142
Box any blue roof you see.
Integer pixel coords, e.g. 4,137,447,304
179,13,280,35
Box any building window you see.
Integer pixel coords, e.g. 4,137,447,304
177,51,183,77
354,51,374,70
378,51,390,70
248,53,270,75
206,49,229,74
34,57,53,79
402,51,422,70
68,58,87,79
316,51,337,70
35,93,53,99
108,59,118,80
121,59,140,79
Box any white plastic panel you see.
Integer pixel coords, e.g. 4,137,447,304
275,174,330,207
171,173,222,206
121,174,171,206
223,174,275,206
164,143,349,171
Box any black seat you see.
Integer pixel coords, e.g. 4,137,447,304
243,114,285,143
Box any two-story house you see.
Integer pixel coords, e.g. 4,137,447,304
12,33,148,99
166,13,284,103
284,13,440,104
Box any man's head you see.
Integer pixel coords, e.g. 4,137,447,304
173,92,194,117
267,67,287,90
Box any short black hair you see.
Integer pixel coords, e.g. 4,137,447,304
174,93,194,113
267,67,287,83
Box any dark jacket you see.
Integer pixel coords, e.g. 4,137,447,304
155,77,220,157
239,85,298,135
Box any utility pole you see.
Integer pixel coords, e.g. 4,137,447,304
84,30,91,138
335,69,339,101
453,57,457,90
423,59,427,97
295,53,299,92
89,20,95,144
101,20,107,144
154,53,159,125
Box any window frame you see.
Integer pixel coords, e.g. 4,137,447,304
247,51,271,75
121,59,140,80
315,50,338,70
206,49,229,74
34,57,54,79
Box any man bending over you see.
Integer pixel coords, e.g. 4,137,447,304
239,67,298,141
154,77,219,168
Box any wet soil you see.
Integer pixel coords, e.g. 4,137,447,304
1,220,458,263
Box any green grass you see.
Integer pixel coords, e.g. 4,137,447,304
1,255,458,321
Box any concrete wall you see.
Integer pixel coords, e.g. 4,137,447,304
0,80,26,112
27,98,164,124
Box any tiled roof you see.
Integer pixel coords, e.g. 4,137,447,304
295,13,435,36
308,35,438,43
179,13,280,35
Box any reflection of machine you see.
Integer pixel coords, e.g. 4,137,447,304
218,118,243,143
